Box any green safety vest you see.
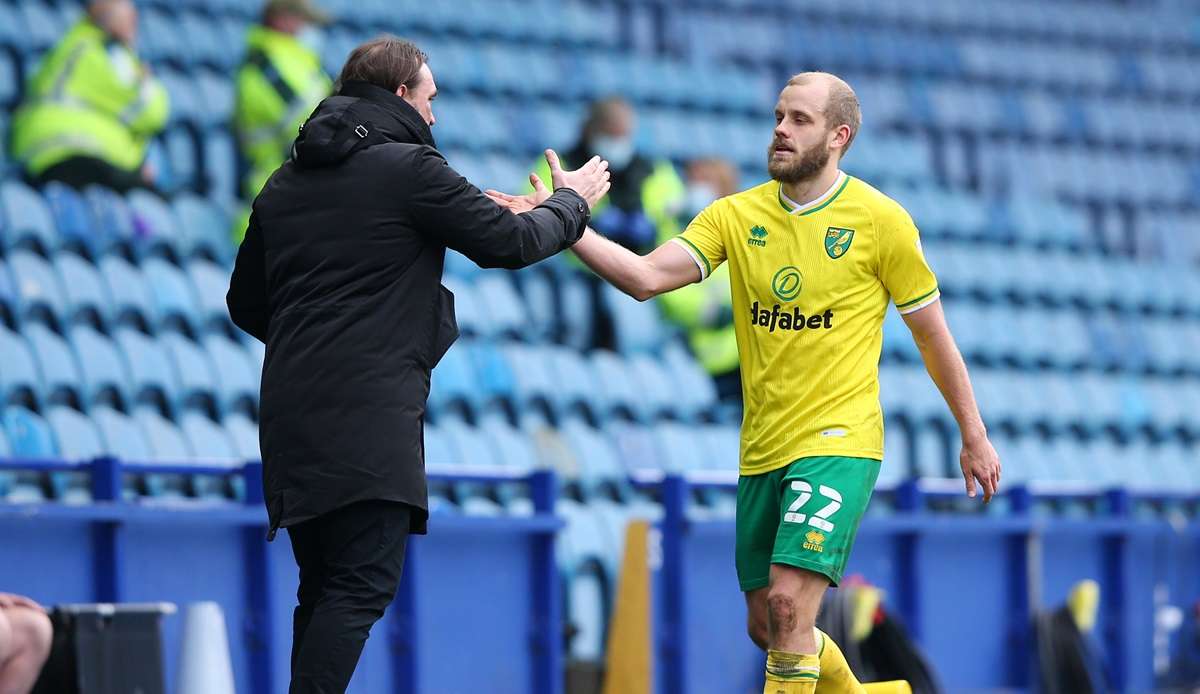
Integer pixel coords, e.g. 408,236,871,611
10,19,168,176
234,26,331,199
527,154,738,375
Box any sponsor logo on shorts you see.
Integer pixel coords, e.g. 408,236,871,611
803,530,826,553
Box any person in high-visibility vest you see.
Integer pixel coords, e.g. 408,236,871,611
531,97,684,256
10,0,168,193
234,0,332,201
656,158,743,402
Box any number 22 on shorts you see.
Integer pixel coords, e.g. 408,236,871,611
783,480,842,532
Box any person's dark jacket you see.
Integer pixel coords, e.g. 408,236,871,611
226,81,591,538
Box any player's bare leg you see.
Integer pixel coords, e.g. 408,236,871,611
0,606,53,694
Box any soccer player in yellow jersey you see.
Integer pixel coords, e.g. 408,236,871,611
488,72,1000,694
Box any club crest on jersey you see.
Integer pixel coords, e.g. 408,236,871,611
747,225,768,247
825,227,855,259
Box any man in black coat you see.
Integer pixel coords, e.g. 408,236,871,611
226,36,610,694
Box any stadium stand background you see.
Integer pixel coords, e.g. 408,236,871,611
0,0,1198,692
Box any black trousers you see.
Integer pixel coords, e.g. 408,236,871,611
287,500,411,694
35,156,150,194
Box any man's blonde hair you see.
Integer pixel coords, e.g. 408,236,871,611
786,72,861,154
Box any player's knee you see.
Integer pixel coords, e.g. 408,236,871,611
747,618,769,650
766,591,810,635
12,608,53,662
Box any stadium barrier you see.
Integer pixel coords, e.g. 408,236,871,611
2,457,1197,692
0,458,562,694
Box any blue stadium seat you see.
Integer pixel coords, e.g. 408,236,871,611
2,406,57,458
0,325,40,406
7,249,68,327
201,334,258,414
475,273,529,338
196,70,235,129
603,284,666,354
223,413,260,461
186,259,233,329
114,328,179,409
69,325,130,409
557,272,594,351
0,261,16,327
160,334,218,413
202,129,238,202
54,253,111,328
92,406,153,461
543,346,600,419
24,324,83,407
660,343,719,420
423,423,460,471
479,417,538,473
44,406,104,462
468,341,516,406
174,194,231,262
40,182,95,255
428,340,477,417
127,190,181,257
626,354,679,420
98,255,154,330
559,417,625,497
142,258,201,333
19,1,63,51
82,185,136,253
501,342,556,413
133,407,192,462
179,412,238,464
165,128,199,191
516,270,557,342
440,276,484,337
607,420,664,475
588,350,640,421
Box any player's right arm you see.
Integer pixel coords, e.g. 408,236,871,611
571,197,728,301
570,229,701,301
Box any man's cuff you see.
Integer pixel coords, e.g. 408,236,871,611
544,188,591,241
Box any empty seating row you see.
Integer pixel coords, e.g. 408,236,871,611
0,322,260,417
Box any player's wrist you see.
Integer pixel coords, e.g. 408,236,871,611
960,425,988,447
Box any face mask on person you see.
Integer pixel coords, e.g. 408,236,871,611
684,182,718,217
591,135,635,170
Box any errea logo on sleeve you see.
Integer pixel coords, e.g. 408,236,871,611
747,225,768,247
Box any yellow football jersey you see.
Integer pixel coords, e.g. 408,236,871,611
672,172,939,475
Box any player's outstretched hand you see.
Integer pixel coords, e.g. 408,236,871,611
485,173,552,215
960,435,1001,503
544,149,611,209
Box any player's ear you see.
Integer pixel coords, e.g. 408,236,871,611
830,124,851,150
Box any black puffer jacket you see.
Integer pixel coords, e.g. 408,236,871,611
227,81,590,538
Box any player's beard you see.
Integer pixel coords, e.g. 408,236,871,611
767,138,831,185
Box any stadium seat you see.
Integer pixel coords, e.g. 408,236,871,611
98,255,154,330
223,412,260,461
603,284,667,354
160,334,218,413
179,412,238,464
201,333,259,414
174,194,231,261
440,276,484,337
81,185,136,254
0,325,40,407
114,327,179,411
428,340,477,417
41,182,96,255
2,406,56,459
68,325,130,409
1,180,57,255
54,253,111,328
24,323,83,407
475,273,529,338
133,407,192,462
142,258,202,333
92,406,153,462
44,406,103,462
126,190,181,257
185,259,232,330
588,350,640,421
7,249,69,326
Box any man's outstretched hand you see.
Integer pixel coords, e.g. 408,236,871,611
960,434,1001,503
486,149,611,214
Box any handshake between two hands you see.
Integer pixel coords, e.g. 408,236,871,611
485,149,611,215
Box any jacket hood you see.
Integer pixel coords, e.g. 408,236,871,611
292,81,435,168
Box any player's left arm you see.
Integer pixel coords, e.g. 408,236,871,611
901,301,1001,502
879,205,1001,501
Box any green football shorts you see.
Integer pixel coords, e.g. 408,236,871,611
735,455,881,591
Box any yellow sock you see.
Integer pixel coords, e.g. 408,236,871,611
862,683,911,694
814,628,865,694
763,649,820,693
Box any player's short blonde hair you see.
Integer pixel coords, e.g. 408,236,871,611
786,72,861,154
